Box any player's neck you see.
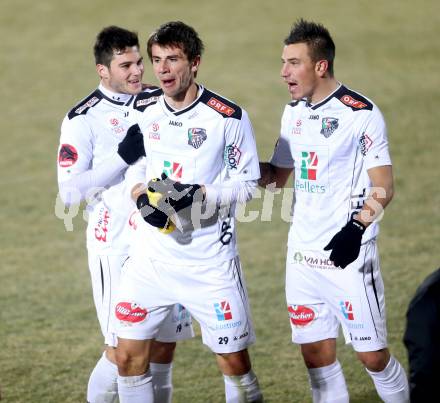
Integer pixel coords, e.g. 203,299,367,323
309,78,339,105
164,82,199,111
98,82,133,103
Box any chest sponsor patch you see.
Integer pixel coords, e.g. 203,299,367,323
58,144,78,167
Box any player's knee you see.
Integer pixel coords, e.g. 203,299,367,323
301,340,337,368
150,341,176,363
115,345,149,376
357,349,390,372
216,349,251,375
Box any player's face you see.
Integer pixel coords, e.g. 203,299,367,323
98,46,144,95
281,43,319,102
151,44,200,100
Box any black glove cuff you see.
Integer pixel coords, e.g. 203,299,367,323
351,218,366,233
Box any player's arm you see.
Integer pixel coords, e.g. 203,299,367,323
260,107,295,190
354,165,394,228
57,121,145,206
324,108,393,268
258,162,293,189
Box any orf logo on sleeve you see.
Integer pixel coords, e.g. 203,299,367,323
58,144,78,167
115,302,148,323
287,305,316,327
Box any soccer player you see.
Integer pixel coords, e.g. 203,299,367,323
57,26,193,403
404,268,440,402
259,19,409,403
113,21,263,402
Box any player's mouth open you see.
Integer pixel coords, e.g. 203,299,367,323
287,82,298,91
162,79,175,87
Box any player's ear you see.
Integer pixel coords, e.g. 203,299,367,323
315,60,329,77
96,63,110,80
191,55,201,74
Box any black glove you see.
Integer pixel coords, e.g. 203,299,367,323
136,192,170,229
147,173,203,214
117,124,146,164
324,218,366,269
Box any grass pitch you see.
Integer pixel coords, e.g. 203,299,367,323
1,0,439,401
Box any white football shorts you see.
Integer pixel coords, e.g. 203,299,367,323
114,255,256,353
285,240,388,352
88,253,194,347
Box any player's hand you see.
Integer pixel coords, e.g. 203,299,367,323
117,124,146,164
147,173,204,214
136,192,173,231
324,218,366,268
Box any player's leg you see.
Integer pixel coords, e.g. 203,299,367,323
347,241,409,402
286,259,349,403
179,257,263,402
116,338,154,403
216,349,262,403
87,254,126,403
149,303,194,403
150,341,176,403
114,256,176,403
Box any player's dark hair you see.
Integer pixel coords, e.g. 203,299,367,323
146,21,204,63
94,26,139,66
284,19,335,76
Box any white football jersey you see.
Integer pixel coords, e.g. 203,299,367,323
57,85,139,253
270,84,392,255
127,85,260,264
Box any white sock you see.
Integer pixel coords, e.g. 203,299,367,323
223,369,263,403
150,362,173,403
87,351,118,403
307,360,349,403
366,356,409,403
117,371,154,403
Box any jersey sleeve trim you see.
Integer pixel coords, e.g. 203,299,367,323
199,88,242,120
334,85,373,111
67,90,103,120
133,88,162,112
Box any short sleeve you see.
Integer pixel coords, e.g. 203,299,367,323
357,107,392,170
223,109,260,181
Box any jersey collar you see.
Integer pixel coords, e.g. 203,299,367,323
162,84,204,116
308,83,343,110
98,84,134,106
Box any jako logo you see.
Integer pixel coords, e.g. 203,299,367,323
214,301,233,321
169,120,183,127
115,302,148,323
163,160,183,180
288,305,316,327
300,151,318,180
340,301,355,320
